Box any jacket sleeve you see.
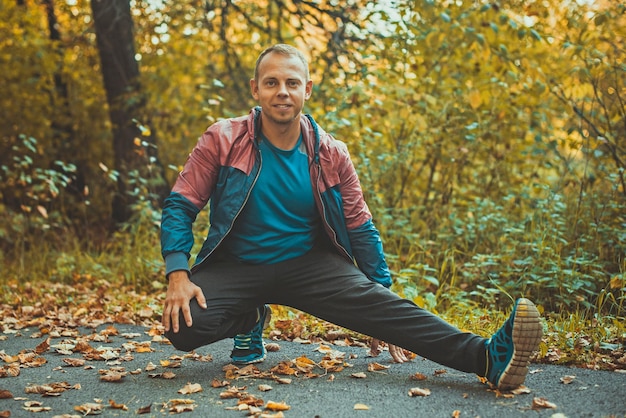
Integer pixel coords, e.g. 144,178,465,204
160,126,223,277
160,192,200,277
349,219,393,288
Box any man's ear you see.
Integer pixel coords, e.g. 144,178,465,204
305,79,313,100
250,78,259,100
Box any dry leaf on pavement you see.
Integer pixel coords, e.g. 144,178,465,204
532,397,557,409
178,382,202,394
408,387,431,397
265,401,290,411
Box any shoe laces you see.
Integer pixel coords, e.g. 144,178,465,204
233,334,252,350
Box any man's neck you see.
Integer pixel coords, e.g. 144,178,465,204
260,117,301,150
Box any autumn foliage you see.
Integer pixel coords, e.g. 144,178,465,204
0,0,624,318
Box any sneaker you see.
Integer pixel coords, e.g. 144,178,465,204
230,305,272,365
485,298,542,390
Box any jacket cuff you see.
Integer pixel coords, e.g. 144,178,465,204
164,252,191,278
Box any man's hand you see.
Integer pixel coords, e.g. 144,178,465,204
162,271,207,333
369,338,410,363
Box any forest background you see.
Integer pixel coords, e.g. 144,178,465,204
1,0,624,369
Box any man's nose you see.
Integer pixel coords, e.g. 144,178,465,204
277,82,289,95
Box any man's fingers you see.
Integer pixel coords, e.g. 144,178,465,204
170,306,180,333
181,303,193,328
369,338,381,357
194,287,207,309
390,345,407,363
162,305,171,332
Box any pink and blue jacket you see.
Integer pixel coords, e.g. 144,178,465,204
160,107,392,287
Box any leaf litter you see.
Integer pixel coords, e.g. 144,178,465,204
1,282,622,416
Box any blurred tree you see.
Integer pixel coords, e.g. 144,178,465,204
91,0,168,224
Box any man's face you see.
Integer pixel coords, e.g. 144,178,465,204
250,52,312,127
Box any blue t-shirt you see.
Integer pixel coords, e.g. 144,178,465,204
223,133,320,264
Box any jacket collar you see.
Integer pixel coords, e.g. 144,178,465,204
250,106,320,164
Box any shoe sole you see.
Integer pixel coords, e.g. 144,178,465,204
497,298,543,390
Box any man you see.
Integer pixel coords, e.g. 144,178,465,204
160,44,542,390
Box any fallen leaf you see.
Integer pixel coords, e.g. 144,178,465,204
294,355,316,373
170,403,195,413
211,379,230,388
560,375,576,384
137,404,152,414
258,384,273,392
25,382,73,396
511,385,532,395
238,394,264,407
23,405,51,413
108,399,128,410
168,399,196,405
350,372,367,379
0,390,13,399
452,410,461,418
35,337,50,354
410,372,428,381
135,345,153,353
99,370,126,382
178,382,202,394
74,402,103,415
63,358,86,367
532,397,557,410
408,387,431,397
0,410,9,418
265,401,290,411
220,386,244,399
270,361,297,376
354,403,370,410
160,359,182,368
368,362,389,372
265,343,281,352
100,325,119,336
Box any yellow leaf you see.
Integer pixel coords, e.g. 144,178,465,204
468,90,482,109
265,401,290,411
354,403,370,410
368,362,390,372
609,275,624,289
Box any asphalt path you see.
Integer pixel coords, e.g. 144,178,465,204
1,324,624,418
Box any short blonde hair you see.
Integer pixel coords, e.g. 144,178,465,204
254,44,310,81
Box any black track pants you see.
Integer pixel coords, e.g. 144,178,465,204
165,248,487,375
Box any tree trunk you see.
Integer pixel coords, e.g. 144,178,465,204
90,0,168,224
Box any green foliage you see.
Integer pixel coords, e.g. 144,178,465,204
0,0,624,321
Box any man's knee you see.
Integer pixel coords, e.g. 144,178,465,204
164,318,223,352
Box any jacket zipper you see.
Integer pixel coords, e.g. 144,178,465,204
191,149,263,273
315,161,351,259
